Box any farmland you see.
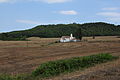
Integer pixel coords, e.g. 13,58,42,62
0,36,120,80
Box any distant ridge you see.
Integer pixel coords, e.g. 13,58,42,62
0,22,120,40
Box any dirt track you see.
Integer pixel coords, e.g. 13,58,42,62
0,37,120,80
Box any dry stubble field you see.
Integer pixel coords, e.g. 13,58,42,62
0,36,120,80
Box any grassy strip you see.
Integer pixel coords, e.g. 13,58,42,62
32,53,118,77
0,74,35,80
0,53,118,80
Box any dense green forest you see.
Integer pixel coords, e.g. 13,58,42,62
0,22,120,41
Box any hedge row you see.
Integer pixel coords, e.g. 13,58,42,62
32,53,118,77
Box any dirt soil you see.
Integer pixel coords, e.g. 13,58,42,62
0,36,120,80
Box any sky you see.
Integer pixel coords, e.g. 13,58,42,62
0,0,120,32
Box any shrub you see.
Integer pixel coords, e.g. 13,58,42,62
0,74,35,80
32,53,118,77
0,75,14,80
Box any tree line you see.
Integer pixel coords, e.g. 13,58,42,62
0,22,120,41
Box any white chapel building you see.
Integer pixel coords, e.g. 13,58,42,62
60,34,77,42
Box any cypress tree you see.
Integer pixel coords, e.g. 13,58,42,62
75,27,82,40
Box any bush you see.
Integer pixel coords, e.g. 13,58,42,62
0,74,35,80
32,53,118,77
0,75,14,80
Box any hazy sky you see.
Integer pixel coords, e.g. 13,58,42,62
0,0,120,32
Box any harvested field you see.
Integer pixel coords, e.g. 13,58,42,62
0,36,120,80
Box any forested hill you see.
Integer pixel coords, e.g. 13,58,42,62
0,22,120,40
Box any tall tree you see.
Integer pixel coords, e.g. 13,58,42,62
75,27,82,40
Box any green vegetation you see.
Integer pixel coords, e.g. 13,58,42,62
75,27,82,40
0,33,27,41
0,74,34,80
0,22,120,41
32,53,118,77
0,53,117,80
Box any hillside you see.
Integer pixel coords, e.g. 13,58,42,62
0,22,120,40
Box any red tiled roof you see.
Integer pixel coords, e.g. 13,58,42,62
61,36,70,38
61,36,70,40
